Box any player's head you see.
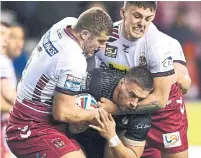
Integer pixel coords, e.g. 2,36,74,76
120,1,157,40
0,21,10,54
74,7,113,58
7,25,25,59
115,66,153,112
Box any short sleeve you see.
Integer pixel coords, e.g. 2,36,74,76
0,57,10,78
149,42,175,77
171,39,186,65
55,51,87,94
124,114,151,141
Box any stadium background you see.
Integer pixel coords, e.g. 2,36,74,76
1,1,201,157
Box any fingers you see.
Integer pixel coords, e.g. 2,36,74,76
100,97,110,103
89,125,102,132
108,113,114,122
95,115,105,128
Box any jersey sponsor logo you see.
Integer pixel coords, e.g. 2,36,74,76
105,45,118,58
162,56,173,68
108,62,129,73
163,131,181,148
64,75,82,92
43,30,58,57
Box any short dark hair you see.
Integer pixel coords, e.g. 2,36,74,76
75,7,113,36
124,1,157,11
1,21,10,28
124,66,154,90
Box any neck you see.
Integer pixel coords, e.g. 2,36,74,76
121,23,138,42
67,26,84,50
4,52,14,61
112,83,120,105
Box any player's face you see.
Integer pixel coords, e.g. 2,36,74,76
7,27,25,58
117,79,151,112
0,24,10,54
84,31,109,58
120,5,155,40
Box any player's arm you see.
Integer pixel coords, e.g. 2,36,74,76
174,62,191,94
53,91,99,123
0,78,16,112
52,53,100,124
172,39,191,94
89,111,149,158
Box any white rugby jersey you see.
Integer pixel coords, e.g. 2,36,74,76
0,53,17,89
17,17,87,106
95,21,176,77
166,34,186,65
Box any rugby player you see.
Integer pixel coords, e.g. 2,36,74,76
74,66,154,158
94,1,191,158
6,8,113,158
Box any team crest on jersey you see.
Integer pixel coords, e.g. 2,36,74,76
139,55,147,66
105,45,118,58
64,75,82,92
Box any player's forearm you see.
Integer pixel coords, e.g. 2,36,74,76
109,141,138,158
53,103,95,123
135,93,162,113
177,73,191,94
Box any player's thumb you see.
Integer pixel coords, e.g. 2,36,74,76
100,97,108,103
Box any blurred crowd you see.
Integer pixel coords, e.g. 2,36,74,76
1,1,201,100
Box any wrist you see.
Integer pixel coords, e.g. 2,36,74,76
108,134,121,147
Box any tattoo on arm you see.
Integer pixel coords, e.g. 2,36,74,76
121,101,161,115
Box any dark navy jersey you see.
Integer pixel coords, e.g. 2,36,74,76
83,68,151,144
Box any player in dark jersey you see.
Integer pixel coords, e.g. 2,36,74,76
73,66,154,158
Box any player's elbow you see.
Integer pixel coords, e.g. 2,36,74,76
52,104,68,122
52,107,63,122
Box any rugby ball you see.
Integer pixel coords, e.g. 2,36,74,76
68,93,98,134
75,93,99,110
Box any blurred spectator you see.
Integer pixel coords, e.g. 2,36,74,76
166,6,200,99
0,22,17,158
6,25,28,80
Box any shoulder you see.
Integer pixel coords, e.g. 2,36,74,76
0,54,11,69
58,49,87,72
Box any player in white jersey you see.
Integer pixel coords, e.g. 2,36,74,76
94,2,191,158
6,8,113,158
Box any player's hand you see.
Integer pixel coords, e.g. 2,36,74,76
89,109,116,140
98,97,121,114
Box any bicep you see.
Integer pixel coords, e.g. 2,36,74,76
125,144,144,158
152,75,175,103
52,90,78,120
174,62,189,76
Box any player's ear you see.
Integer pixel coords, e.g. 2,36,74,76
120,8,125,19
80,30,90,40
